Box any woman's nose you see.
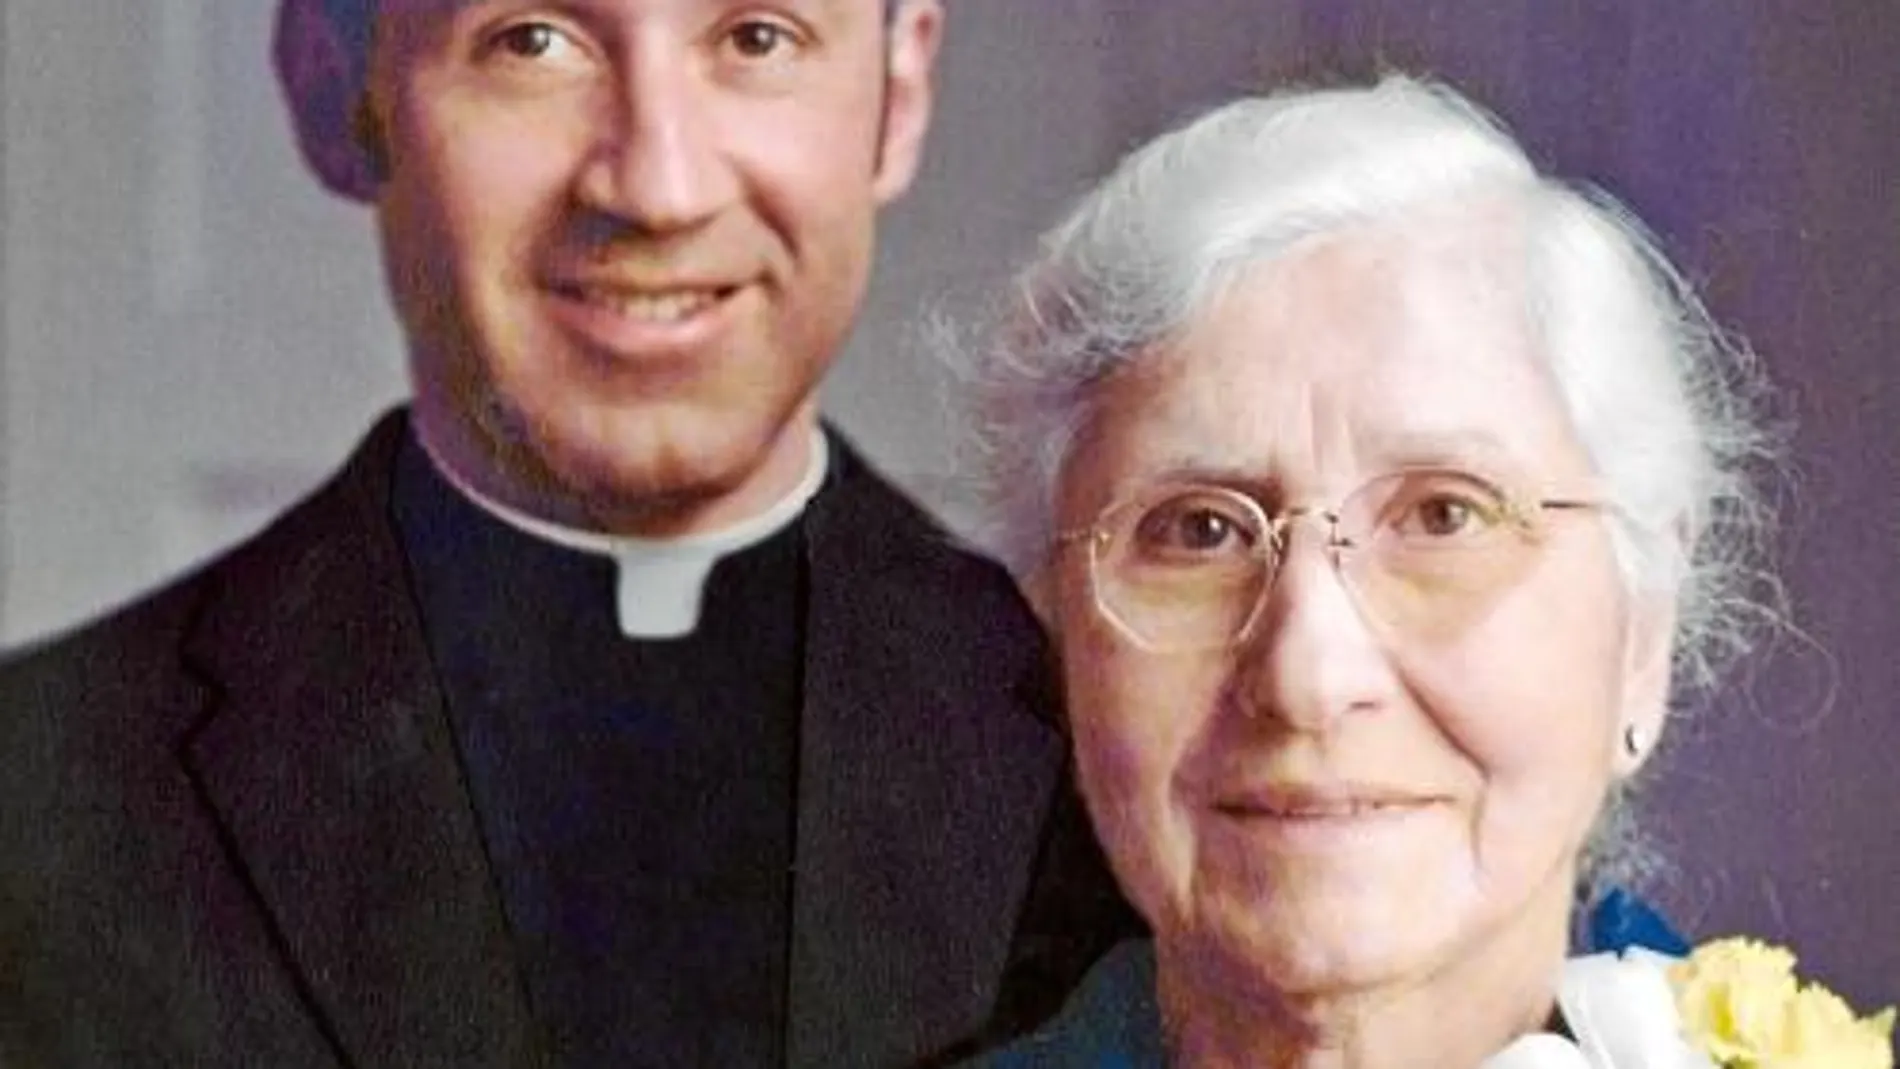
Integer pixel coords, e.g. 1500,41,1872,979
1230,531,1395,733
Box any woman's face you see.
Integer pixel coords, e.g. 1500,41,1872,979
1046,221,1673,1006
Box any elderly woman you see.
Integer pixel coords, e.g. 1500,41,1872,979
956,76,1780,1067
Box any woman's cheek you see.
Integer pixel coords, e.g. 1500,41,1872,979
1073,653,1224,920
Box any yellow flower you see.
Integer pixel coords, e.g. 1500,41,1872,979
1672,939,1798,1060
1670,936,1895,1069
1777,985,1896,1069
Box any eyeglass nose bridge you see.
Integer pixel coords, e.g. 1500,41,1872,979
1269,505,1357,557
1223,503,1361,650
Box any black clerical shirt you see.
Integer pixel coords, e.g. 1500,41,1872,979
394,439,805,1068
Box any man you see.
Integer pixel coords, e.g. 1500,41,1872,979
0,1,1134,1065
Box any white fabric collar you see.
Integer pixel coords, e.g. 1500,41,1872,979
1481,949,1709,1068
418,430,829,639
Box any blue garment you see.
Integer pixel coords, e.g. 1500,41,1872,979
960,941,1165,1069
964,891,1687,1067
1585,887,1691,956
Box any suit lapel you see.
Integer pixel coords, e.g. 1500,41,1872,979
178,417,542,1068
787,439,1068,1067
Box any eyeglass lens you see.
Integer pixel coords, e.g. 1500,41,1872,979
1090,470,1561,651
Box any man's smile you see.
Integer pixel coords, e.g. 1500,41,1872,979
553,280,738,324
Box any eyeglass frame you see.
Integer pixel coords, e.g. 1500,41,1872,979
1052,467,1609,653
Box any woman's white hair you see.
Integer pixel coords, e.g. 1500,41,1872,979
956,74,1781,892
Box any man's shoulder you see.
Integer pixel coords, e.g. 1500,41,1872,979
813,432,1048,661
0,412,410,708
805,428,1065,747
816,430,1026,596
0,422,411,1069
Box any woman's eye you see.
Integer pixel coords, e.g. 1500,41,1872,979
1176,509,1238,550
1393,491,1502,539
1134,499,1257,556
1415,496,1474,536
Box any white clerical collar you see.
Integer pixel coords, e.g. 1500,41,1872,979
418,429,829,640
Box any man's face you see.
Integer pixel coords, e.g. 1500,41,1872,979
362,0,939,533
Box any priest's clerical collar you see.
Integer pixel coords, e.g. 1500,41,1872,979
417,429,829,640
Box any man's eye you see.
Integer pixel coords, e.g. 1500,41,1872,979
725,19,797,59
485,21,578,63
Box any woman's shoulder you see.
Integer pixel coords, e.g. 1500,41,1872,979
958,940,1167,1069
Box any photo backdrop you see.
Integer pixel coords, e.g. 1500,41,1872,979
4,0,1893,1007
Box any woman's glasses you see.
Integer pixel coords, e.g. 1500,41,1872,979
1056,469,1606,652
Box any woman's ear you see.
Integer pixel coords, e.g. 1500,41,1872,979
1614,591,1678,776
274,0,383,201
1615,514,1696,775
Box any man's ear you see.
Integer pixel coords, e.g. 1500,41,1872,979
870,0,943,203
274,0,383,202
1615,591,1678,776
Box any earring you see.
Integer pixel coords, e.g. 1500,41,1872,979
1621,723,1646,759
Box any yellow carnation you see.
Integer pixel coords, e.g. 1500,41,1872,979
1671,936,1896,1069
1672,938,1799,1060
1775,985,1895,1068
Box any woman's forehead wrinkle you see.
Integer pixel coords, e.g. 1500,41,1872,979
1312,288,1551,483
1338,236,1573,469
1110,222,1561,497
1354,428,1517,470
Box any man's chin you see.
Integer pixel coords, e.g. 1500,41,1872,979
531,418,804,536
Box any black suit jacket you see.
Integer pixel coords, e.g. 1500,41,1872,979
0,414,1135,1068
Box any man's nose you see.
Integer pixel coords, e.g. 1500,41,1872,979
576,50,738,233
1230,532,1395,734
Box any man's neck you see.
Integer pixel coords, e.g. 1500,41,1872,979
413,402,826,539
411,416,830,638
417,424,828,556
